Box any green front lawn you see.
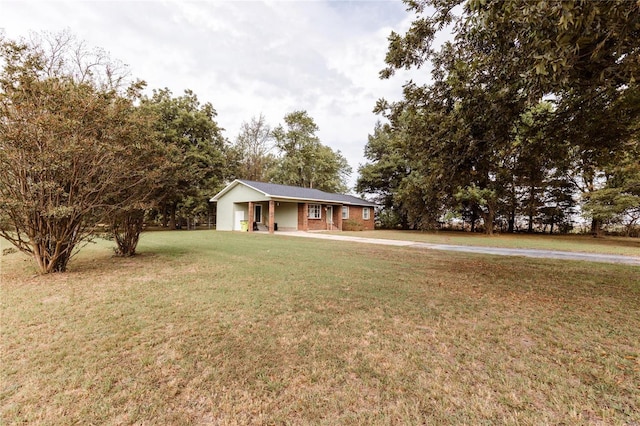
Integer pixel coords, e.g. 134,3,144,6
1,231,638,424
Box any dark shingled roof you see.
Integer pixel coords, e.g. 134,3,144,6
214,180,376,207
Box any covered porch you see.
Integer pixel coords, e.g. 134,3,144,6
232,200,343,233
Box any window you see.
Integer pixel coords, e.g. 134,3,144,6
342,206,349,219
363,207,370,220
308,204,321,219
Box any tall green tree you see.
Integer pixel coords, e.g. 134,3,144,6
271,110,351,193
373,0,639,234
380,36,527,233
560,85,640,234
107,97,167,257
509,102,563,232
540,176,578,234
229,114,277,181
582,145,640,234
143,88,227,229
357,122,412,228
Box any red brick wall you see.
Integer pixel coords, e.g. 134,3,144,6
297,203,374,231
307,204,328,230
343,206,375,231
297,203,308,231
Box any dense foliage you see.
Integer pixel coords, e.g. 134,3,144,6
360,0,640,234
270,110,352,193
0,33,164,272
0,33,230,271
227,110,352,193
142,88,227,230
228,114,277,182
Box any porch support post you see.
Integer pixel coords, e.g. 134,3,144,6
302,203,308,231
248,201,254,233
269,200,275,234
337,205,343,231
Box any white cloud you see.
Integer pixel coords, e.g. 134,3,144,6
1,0,423,190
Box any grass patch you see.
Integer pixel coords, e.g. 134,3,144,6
1,230,639,424
337,229,640,257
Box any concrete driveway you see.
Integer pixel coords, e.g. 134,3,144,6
277,232,640,266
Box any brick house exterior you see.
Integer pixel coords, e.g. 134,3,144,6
211,180,376,233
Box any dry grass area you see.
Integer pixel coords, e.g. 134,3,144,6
339,229,640,257
1,231,639,425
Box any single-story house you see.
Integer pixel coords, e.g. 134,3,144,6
210,179,377,233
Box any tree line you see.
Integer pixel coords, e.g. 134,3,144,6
357,0,639,235
0,32,351,273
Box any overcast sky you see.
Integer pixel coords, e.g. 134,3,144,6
2,0,423,190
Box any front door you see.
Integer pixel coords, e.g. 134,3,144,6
327,206,333,229
254,204,262,223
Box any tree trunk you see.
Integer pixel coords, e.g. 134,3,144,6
32,237,75,273
527,185,535,233
169,202,177,230
507,186,517,233
51,245,72,272
591,218,603,237
28,217,81,274
482,202,496,235
161,202,168,228
112,209,145,256
507,208,515,233
400,213,410,230
470,209,477,233
484,211,495,235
